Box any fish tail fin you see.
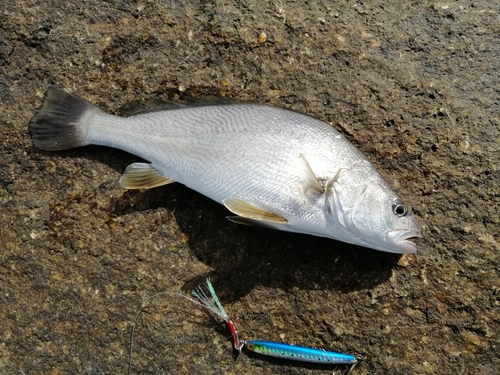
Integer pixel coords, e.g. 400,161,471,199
28,86,99,151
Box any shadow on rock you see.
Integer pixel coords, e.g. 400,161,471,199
30,145,400,298
110,173,400,300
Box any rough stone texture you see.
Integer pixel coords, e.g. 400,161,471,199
0,1,498,374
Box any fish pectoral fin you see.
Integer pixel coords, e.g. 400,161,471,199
298,153,324,195
223,198,288,224
120,163,173,189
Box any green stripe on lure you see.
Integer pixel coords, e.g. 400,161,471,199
29,86,421,253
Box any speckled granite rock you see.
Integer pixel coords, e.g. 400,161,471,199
0,1,498,374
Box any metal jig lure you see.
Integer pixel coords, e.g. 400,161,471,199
191,278,358,371
128,278,359,374
244,340,357,364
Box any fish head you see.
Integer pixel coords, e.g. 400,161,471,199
325,164,422,253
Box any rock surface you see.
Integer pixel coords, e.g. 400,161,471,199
0,1,498,374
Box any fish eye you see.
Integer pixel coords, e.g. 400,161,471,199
392,202,407,217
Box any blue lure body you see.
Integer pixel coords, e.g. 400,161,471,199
244,340,357,364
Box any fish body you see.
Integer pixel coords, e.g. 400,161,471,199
29,87,421,253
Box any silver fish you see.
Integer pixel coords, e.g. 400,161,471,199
29,86,421,253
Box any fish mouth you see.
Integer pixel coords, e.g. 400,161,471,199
386,229,422,254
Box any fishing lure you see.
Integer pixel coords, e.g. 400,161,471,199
244,340,357,365
128,278,359,374
191,278,358,370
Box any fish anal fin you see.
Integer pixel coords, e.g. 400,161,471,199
223,198,288,224
120,162,173,189
299,154,324,195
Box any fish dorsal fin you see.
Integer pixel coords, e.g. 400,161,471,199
223,198,288,224
119,100,185,117
298,154,324,195
119,162,173,189
119,96,245,117
181,96,245,107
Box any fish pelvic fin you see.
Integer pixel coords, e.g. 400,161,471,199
28,86,97,151
223,198,288,224
226,216,280,229
120,162,173,189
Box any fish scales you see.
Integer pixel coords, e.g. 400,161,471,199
88,106,360,205
29,87,422,253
